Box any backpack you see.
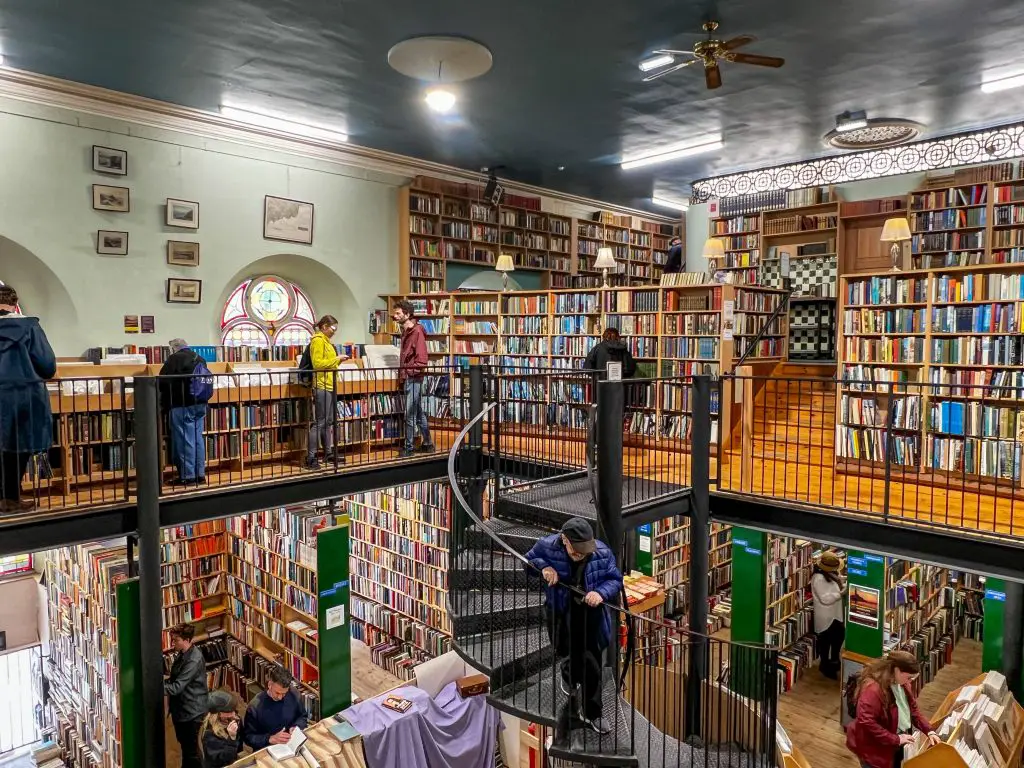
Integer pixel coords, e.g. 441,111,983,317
297,344,314,387
188,354,214,403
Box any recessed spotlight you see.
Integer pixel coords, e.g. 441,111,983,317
652,196,690,212
425,88,457,113
621,135,723,170
639,54,675,73
835,110,868,133
557,165,565,171
219,103,348,142
981,72,1024,94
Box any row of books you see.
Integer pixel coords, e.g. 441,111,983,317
842,308,924,335
926,435,1022,482
837,426,920,465
840,394,921,429
846,276,927,306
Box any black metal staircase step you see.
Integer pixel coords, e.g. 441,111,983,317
454,624,555,689
449,588,546,635
467,518,554,556
496,478,599,529
450,549,533,591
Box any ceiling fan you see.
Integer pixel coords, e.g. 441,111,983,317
640,21,785,89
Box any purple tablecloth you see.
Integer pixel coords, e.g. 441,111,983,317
341,682,502,768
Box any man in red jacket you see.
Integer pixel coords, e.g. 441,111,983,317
392,299,434,457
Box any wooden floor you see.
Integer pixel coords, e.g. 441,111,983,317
774,639,982,768
164,640,403,767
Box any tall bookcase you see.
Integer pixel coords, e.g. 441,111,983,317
345,481,453,679
397,176,680,294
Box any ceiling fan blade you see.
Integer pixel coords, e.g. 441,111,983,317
642,58,699,82
720,34,756,51
705,62,722,89
727,52,785,67
651,49,698,56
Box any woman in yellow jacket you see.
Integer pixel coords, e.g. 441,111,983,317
306,315,348,469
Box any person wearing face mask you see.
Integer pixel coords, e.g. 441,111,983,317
525,517,623,735
846,651,940,768
0,283,56,513
305,315,349,470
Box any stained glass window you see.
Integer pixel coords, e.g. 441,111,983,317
219,275,317,348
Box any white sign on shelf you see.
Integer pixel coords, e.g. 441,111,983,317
325,605,345,630
606,361,622,381
722,300,735,341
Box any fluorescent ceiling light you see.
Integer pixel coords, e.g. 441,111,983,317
425,88,457,113
835,110,867,133
651,196,689,211
621,135,723,170
219,104,348,142
981,72,1024,93
639,54,674,73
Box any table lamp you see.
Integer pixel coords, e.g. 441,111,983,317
495,253,515,291
703,237,725,261
880,218,911,272
594,247,617,287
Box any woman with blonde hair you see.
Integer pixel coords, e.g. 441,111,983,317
201,691,242,768
846,651,940,768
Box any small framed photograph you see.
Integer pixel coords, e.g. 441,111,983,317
167,240,200,267
166,198,200,229
93,184,130,212
166,278,202,304
264,195,314,245
96,230,129,255
92,146,127,175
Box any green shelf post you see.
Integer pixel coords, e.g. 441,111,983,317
317,519,352,716
117,578,144,768
729,527,768,698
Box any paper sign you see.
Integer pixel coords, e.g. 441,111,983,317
606,361,622,381
708,198,719,217
123,314,139,334
780,249,791,278
141,315,155,334
325,605,345,630
722,300,735,341
639,535,651,553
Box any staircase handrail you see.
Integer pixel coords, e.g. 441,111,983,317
447,401,774,650
735,287,793,368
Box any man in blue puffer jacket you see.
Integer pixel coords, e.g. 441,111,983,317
525,517,623,734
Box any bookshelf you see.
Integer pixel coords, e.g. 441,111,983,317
160,522,229,650
344,481,453,680
836,264,1024,489
733,286,789,362
396,177,679,294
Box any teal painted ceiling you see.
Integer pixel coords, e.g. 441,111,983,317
2,0,1024,210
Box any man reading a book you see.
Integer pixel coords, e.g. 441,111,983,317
525,518,623,735
242,666,309,751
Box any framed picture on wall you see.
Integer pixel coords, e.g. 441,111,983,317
264,195,314,245
92,146,127,176
167,241,200,267
93,184,130,212
166,198,200,229
96,230,129,255
166,278,202,304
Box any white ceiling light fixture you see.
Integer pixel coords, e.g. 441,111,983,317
621,135,723,170
425,88,457,113
982,72,1024,94
219,103,348,143
639,53,675,73
652,196,690,211
835,110,868,133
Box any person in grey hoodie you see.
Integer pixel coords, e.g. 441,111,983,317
584,328,637,378
0,283,56,513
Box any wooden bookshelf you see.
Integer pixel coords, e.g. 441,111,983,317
160,521,229,650
344,481,453,680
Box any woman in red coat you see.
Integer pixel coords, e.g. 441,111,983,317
846,651,941,768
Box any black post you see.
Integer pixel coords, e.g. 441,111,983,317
1004,580,1024,700
687,374,712,739
466,365,486,520
135,377,166,768
595,380,624,559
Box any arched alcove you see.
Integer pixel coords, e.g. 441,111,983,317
0,237,79,351
218,254,362,343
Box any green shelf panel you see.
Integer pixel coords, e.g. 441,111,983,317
317,520,352,716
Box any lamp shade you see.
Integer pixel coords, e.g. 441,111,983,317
702,237,726,258
880,218,912,242
594,246,617,270
495,253,515,272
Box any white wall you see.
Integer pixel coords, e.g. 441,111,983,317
0,96,407,355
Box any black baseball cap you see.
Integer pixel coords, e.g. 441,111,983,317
561,517,596,553
208,690,235,713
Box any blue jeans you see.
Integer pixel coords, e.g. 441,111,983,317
169,404,207,481
404,379,431,451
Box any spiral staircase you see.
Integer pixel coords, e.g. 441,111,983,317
444,401,779,768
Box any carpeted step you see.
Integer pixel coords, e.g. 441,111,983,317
449,588,546,635
467,518,554,556
456,625,556,689
449,549,533,591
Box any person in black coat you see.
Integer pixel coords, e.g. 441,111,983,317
584,328,637,379
0,283,56,513
663,236,684,274
158,338,209,484
164,623,210,768
201,691,242,768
